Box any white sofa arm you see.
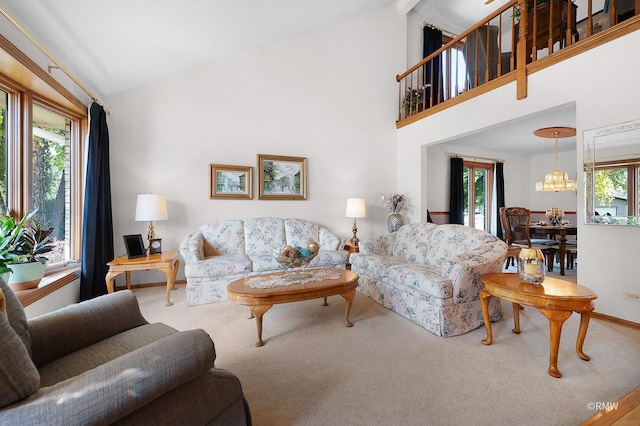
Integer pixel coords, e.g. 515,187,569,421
359,234,396,256
440,245,507,304
179,231,205,263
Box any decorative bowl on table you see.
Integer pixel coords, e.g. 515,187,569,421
272,242,320,280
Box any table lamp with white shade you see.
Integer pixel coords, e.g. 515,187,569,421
135,193,168,254
345,198,366,247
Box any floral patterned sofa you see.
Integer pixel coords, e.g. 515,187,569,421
349,222,507,337
180,217,347,306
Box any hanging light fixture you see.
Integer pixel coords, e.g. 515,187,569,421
534,126,577,192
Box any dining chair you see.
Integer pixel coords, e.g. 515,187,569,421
504,207,558,270
499,206,521,268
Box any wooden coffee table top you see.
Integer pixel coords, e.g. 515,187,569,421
227,268,359,347
481,273,597,310
227,268,358,301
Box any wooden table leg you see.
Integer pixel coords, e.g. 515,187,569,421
322,296,328,306
538,308,572,378
340,289,355,327
480,289,493,345
105,271,119,293
249,305,273,347
160,260,179,307
512,302,521,334
576,310,593,361
125,271,132,289
559,235,567,276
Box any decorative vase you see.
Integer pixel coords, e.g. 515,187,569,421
518,248,545,284
387,213,404,233
6,261,46,291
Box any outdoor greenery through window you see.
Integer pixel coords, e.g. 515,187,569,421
463,161,494,231
32,104,71,264
594,159,640,218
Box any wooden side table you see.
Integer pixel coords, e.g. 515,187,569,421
106,250,180,307
479,272,597,378
343,242,359,270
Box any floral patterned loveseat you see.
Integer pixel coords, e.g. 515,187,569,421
349,223,507,337
180,217,347,306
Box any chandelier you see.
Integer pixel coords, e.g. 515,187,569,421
534,126,577,192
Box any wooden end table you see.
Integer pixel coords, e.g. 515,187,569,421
479,272,597,378
227,269,358,347
106,250,180,307
344,242,359,270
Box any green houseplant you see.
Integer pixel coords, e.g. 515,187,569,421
0,209,55,290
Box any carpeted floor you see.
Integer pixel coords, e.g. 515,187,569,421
132,267,639,426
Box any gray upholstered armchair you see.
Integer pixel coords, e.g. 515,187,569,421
0,278,251,425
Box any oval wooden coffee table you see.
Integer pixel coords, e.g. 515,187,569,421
227,269,358,347
479,272,597,378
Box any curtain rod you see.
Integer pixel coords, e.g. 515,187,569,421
0,6,112,115
451,154,504,163
423,21,458,38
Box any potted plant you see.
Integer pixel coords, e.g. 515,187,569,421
1,209,55,290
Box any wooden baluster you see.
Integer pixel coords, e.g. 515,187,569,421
517,0,529,99
548,0,554,53
565,0,573,47
532,0,538,60
587,0,593,37
484,24,490,84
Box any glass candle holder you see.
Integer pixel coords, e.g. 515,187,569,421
518,248,545,284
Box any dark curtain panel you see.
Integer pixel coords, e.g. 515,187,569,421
495,162,505,240
80,103,114,301
423,26,444,107
449,157,464,225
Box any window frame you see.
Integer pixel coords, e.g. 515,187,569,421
594,157,640,217
0,45,87,271
463,160,494,231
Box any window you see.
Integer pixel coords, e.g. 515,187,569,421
594,159,640,217
0,78,85,269
463,161,494,231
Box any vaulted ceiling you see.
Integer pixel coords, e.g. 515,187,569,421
0,0,576,154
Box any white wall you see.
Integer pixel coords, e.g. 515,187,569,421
104,6,406,286
398,30,640,323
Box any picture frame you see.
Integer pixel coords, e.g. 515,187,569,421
257,154,307,200
209,164,253,199
123,234,147,259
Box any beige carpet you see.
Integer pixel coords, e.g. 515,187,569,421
132,270,639,426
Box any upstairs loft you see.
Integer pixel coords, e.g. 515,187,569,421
397,0,640,128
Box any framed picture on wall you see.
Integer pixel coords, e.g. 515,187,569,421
209,164,253,199
257,154,307,200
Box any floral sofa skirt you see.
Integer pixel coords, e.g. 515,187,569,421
350,222,506,337
180,217,348,306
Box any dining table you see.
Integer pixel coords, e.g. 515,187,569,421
528,224,577,276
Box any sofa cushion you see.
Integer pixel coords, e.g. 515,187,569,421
244,217,286,257
309,250,348,267
386,264,452,299
284,218,319,248
426,224,494,262
319,228,341,250
0,287,40,408
349,253,409,277
392,223,438,264
184,254,251,278
250,255,284,273
200,220,246,256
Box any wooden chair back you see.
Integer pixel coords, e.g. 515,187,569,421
504,207,532,247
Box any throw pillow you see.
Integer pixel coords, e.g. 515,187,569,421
0,303,40,407
0,277,32,356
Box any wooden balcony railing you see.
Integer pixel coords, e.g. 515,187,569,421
397,0,640,127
